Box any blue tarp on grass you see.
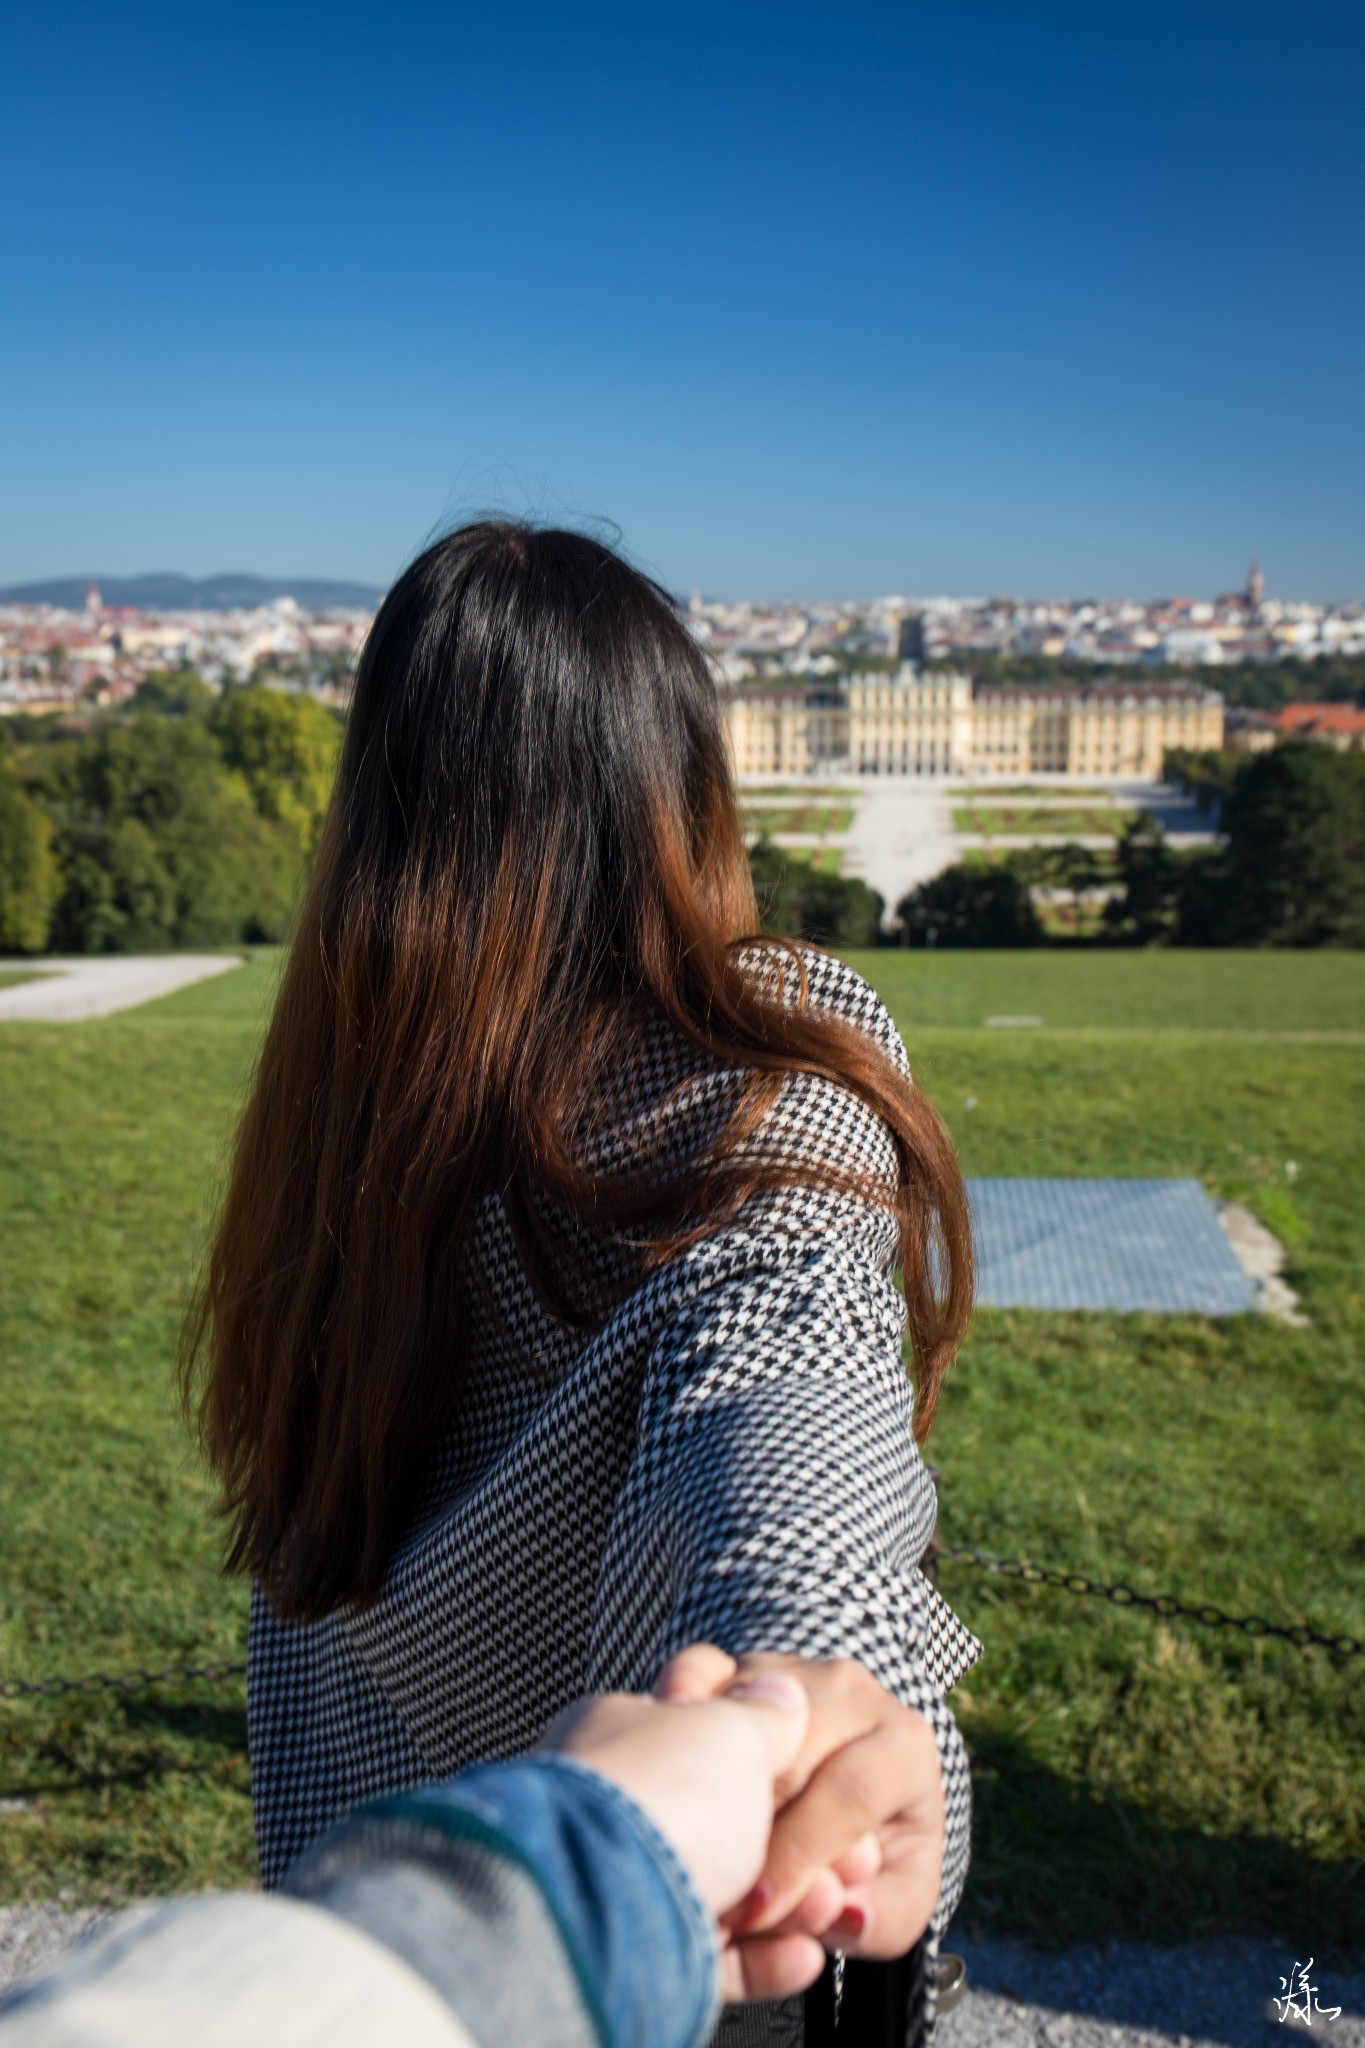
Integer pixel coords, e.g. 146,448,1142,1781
964,1177,1256,1314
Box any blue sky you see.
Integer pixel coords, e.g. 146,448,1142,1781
3,1,1362,600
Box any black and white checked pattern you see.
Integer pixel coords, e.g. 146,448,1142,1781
249,951,980,2045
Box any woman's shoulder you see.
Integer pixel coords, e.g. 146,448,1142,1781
742,943,910,1079
583,945,909,1201
727,947,906,1211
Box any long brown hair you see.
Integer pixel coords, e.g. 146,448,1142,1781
183,523,972,1622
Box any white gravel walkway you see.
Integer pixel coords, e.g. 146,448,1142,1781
0,954,243,1022
839,778,960,907
0,1905,111,1994
3,1905,1361,2042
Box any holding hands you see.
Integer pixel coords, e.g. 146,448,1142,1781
547,1643,946,2004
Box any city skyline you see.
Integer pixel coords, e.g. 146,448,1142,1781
5,560,1361,721
3,555,1361,615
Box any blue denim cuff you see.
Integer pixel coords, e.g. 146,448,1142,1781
363,1754,721,2048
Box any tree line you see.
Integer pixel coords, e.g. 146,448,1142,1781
0,674,341,954
2,693,1360,955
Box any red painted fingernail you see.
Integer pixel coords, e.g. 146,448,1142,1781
727,1675,808,1715
830,1903,867,1943
729,1879,774,1932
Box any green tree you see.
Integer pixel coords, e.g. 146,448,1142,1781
212,686,341,858
932,647,1365,713
1163,748,1241,813
749,839,886,945
0,752,61,952
1104,823,1188,945
52,818,178,952
895,860,1043,948
1213,743,1365,946
39,715,299,951
132,668,217,718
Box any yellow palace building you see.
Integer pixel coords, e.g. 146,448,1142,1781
722,667,1223,777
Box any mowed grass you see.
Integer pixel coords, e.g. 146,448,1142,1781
859,949,1364,1034
953,803,1138,838
0,962,279,1902
742,803,855,836
738,785,859,802
949,785,1122,803
844,948,1364,1954
758,845,845,875
0,950,1361,1958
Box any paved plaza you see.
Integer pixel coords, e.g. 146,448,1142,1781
741,773,1218,913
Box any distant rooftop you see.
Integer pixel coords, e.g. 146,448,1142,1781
1273,702,1365,735
973,679,1222,705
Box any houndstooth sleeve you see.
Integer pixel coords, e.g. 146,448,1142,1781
585,959,981,1988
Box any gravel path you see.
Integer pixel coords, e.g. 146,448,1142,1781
0,1902,111,1994
840,777,960,905
940,1935,1365,2047
0,953,243,1022
4,1904,1361,2042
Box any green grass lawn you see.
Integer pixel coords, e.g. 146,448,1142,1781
742,802,855,836
757,845,845,875
953,803,1138,838
738,785,858,802
1,949,1361,1958
0,970,47,991
0,962,276,1903
843,949,1364,1954
858,950,1363,1034
948,784,1121,803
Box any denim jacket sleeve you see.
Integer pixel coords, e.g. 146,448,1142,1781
284,1753,722,2048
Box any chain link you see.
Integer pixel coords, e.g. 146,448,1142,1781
0,1659,246,1702
937,1544,1364,1657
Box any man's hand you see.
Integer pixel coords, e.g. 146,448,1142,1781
543,1668,827,2001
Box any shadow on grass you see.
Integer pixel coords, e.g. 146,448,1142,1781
1,1695,248,1798
0,1692,256,1902
963,1728,1363,1965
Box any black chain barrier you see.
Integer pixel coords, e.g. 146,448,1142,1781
936,1543,1364,1658
0,1659,247,1703
2,1553,1360,1701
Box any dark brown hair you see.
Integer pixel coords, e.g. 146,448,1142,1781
183,523,972,1621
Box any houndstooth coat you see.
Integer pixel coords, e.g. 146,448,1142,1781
248,949,981,2043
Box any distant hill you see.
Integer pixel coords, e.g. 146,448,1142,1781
0,572,383,613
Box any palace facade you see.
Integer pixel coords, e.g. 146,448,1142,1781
722,668,1223,777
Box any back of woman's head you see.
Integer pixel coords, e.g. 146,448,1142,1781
338,524,753,1012
185,522,971,1621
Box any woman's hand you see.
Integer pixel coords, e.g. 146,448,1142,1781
655,1645,945,1965
543,1668,829,2002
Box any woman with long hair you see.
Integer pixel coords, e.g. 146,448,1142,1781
184,523,979,2045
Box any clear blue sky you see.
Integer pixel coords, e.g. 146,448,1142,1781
3,1,1362,601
